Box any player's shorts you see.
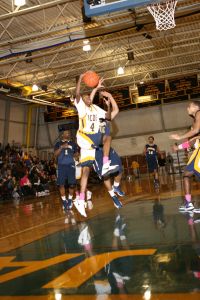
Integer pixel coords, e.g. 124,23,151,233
57,164,76,186
77,130,102,150
93,147,122,179
185,142,200,177
77,130,103,167
75,162,82,180
147,159,158,173
79,148,95,167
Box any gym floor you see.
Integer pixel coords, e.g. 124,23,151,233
0,174,200,300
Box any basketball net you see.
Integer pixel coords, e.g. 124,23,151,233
147,0,177,31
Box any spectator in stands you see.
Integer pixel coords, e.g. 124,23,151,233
23,152,32,167
166,152,174,174
131,160,140,178
5,143,11,153
12,160,26,180
12,177,21,200
48,160,57,181
158,152,166,174
40,171,50,194
0,142,57,201
20,170,35,196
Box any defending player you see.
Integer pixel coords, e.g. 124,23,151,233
89,81,124,197
54,130,78,211
90,85,119,176
170,100,200,212
93,145,124,207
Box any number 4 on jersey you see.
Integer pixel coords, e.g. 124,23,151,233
90,122,94,132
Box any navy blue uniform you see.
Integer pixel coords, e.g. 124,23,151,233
99,119,111,136
54,140,78,186
145,144,158,173
93,147,122,179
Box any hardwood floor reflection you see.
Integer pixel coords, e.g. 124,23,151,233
0,175,200,253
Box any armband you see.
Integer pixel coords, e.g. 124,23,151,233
178,141,190,150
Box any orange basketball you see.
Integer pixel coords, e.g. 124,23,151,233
83,71,100,88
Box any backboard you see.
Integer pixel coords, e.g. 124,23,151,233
84,0,160,17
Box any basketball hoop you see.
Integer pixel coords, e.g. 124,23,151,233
147,0,177,31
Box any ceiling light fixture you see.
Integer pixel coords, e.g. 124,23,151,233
32,84,39,92
83,40,91,52
117,67,125,75
14,0,26,6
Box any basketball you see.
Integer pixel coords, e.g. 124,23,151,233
82,71,100,88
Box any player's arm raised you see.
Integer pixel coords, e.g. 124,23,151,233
103,97,111,121
100,91,119,120
170,111,200,140
90,78,104,103
75,74,85,103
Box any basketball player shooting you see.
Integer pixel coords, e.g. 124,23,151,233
74,73,119,217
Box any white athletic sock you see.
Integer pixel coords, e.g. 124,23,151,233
87,190,92,200
108,189,115,197
68,194,73,200
113,181,120,187
61,196,67,201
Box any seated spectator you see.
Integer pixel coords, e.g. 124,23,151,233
40,171,50,194
20,170,35,196
0,178,11,201
29,166,42,195
0,144,55,200
158,153,166,174
23,152,32,168
48,160,57,181
12,177,22,200
12,161,26,180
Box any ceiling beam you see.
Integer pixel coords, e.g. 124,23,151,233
0,18,199,66
3,40,200,81
0,0,77,21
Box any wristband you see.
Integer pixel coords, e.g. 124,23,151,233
178,141,190,150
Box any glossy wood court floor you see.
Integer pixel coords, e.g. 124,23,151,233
0,174,200,300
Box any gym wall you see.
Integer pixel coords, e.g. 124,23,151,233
0,98,191,155
0,97,37,147
111,101,192,155
37,101,192,156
